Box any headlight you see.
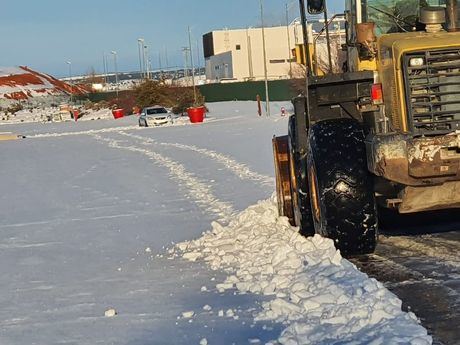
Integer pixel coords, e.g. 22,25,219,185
409,57,424,67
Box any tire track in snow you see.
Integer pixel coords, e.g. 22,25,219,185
24,116,244,139
91,134,235,223
118,131,274,187
27,125,142,138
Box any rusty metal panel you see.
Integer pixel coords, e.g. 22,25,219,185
398,181,460,213
367,131,460,185
272,136,295,224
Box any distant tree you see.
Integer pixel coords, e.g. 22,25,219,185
133,79,173,109
171,86,205,115
128,79,207,114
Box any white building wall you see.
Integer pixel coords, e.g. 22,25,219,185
205,24,304,82
205,51,233,80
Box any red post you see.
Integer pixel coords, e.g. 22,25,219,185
256,94,262,116
73,110,79,122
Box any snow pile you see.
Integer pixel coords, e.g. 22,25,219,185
77,108,113,121
1,107,52,124
173,196,432,344
0,107,113,125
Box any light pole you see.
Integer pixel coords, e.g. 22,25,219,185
102,52,108,85
143,44,149,79
158,51,163,79
246,27,254,80
66,61,73,103
260,0,270,117
165,46,169,73
182,47,190,83
111,51,119,99
138,38,145,79
148,56,152,79
196,39,202,77
188,26,197,104
285,2,296,78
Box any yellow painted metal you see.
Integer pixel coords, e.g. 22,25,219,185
309,166,320,222
357,58,377,71
294,44,306,65
0,133,21,141
272,135,295,224
294,43,325,76
377,31,460,133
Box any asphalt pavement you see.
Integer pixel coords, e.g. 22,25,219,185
352,209,460,345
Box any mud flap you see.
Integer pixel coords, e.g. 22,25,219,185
272,135,295,224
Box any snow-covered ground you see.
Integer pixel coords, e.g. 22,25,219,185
0,107,115,125
0,102,431,344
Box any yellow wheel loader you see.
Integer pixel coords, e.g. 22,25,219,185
273,0,460,255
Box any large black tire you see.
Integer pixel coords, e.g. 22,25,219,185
288,116,315,236
307,118,378,255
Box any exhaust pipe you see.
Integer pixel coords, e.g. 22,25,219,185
446,0,459,31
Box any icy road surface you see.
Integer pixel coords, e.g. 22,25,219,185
353,210,460,345
0,102,442,344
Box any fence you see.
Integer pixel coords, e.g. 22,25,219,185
198,79,299,102
76,79,301,104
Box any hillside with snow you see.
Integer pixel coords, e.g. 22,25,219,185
0,66,87,103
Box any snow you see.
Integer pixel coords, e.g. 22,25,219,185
181,311,195,318
0,107,114,125
0,67,30,78
172,196,431,344
0,66,87,103
104,308,117,317
0,101,431,344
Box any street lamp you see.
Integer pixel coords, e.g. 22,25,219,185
165,46,169,73
285,2,297,78
66,61,73,103
260,0,270,117
138,38,145,79
182,47,190,82
102,52,108,85
111,51,119,98
188,26,197,104
143,44,150,79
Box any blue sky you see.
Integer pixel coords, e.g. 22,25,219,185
1,0,343,77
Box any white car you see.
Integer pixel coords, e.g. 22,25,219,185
138,106,173,127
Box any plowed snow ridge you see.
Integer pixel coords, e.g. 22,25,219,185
173,196,432,345
118,132,274,187
24,116,240,138
28,125,142,138
92,134,235,223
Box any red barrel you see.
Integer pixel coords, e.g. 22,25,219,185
187,106,205,123
112,108,125,119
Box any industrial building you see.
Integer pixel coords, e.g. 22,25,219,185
202,18,345,83
202,24,304,83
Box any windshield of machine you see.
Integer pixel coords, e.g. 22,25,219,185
364,0,444,35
